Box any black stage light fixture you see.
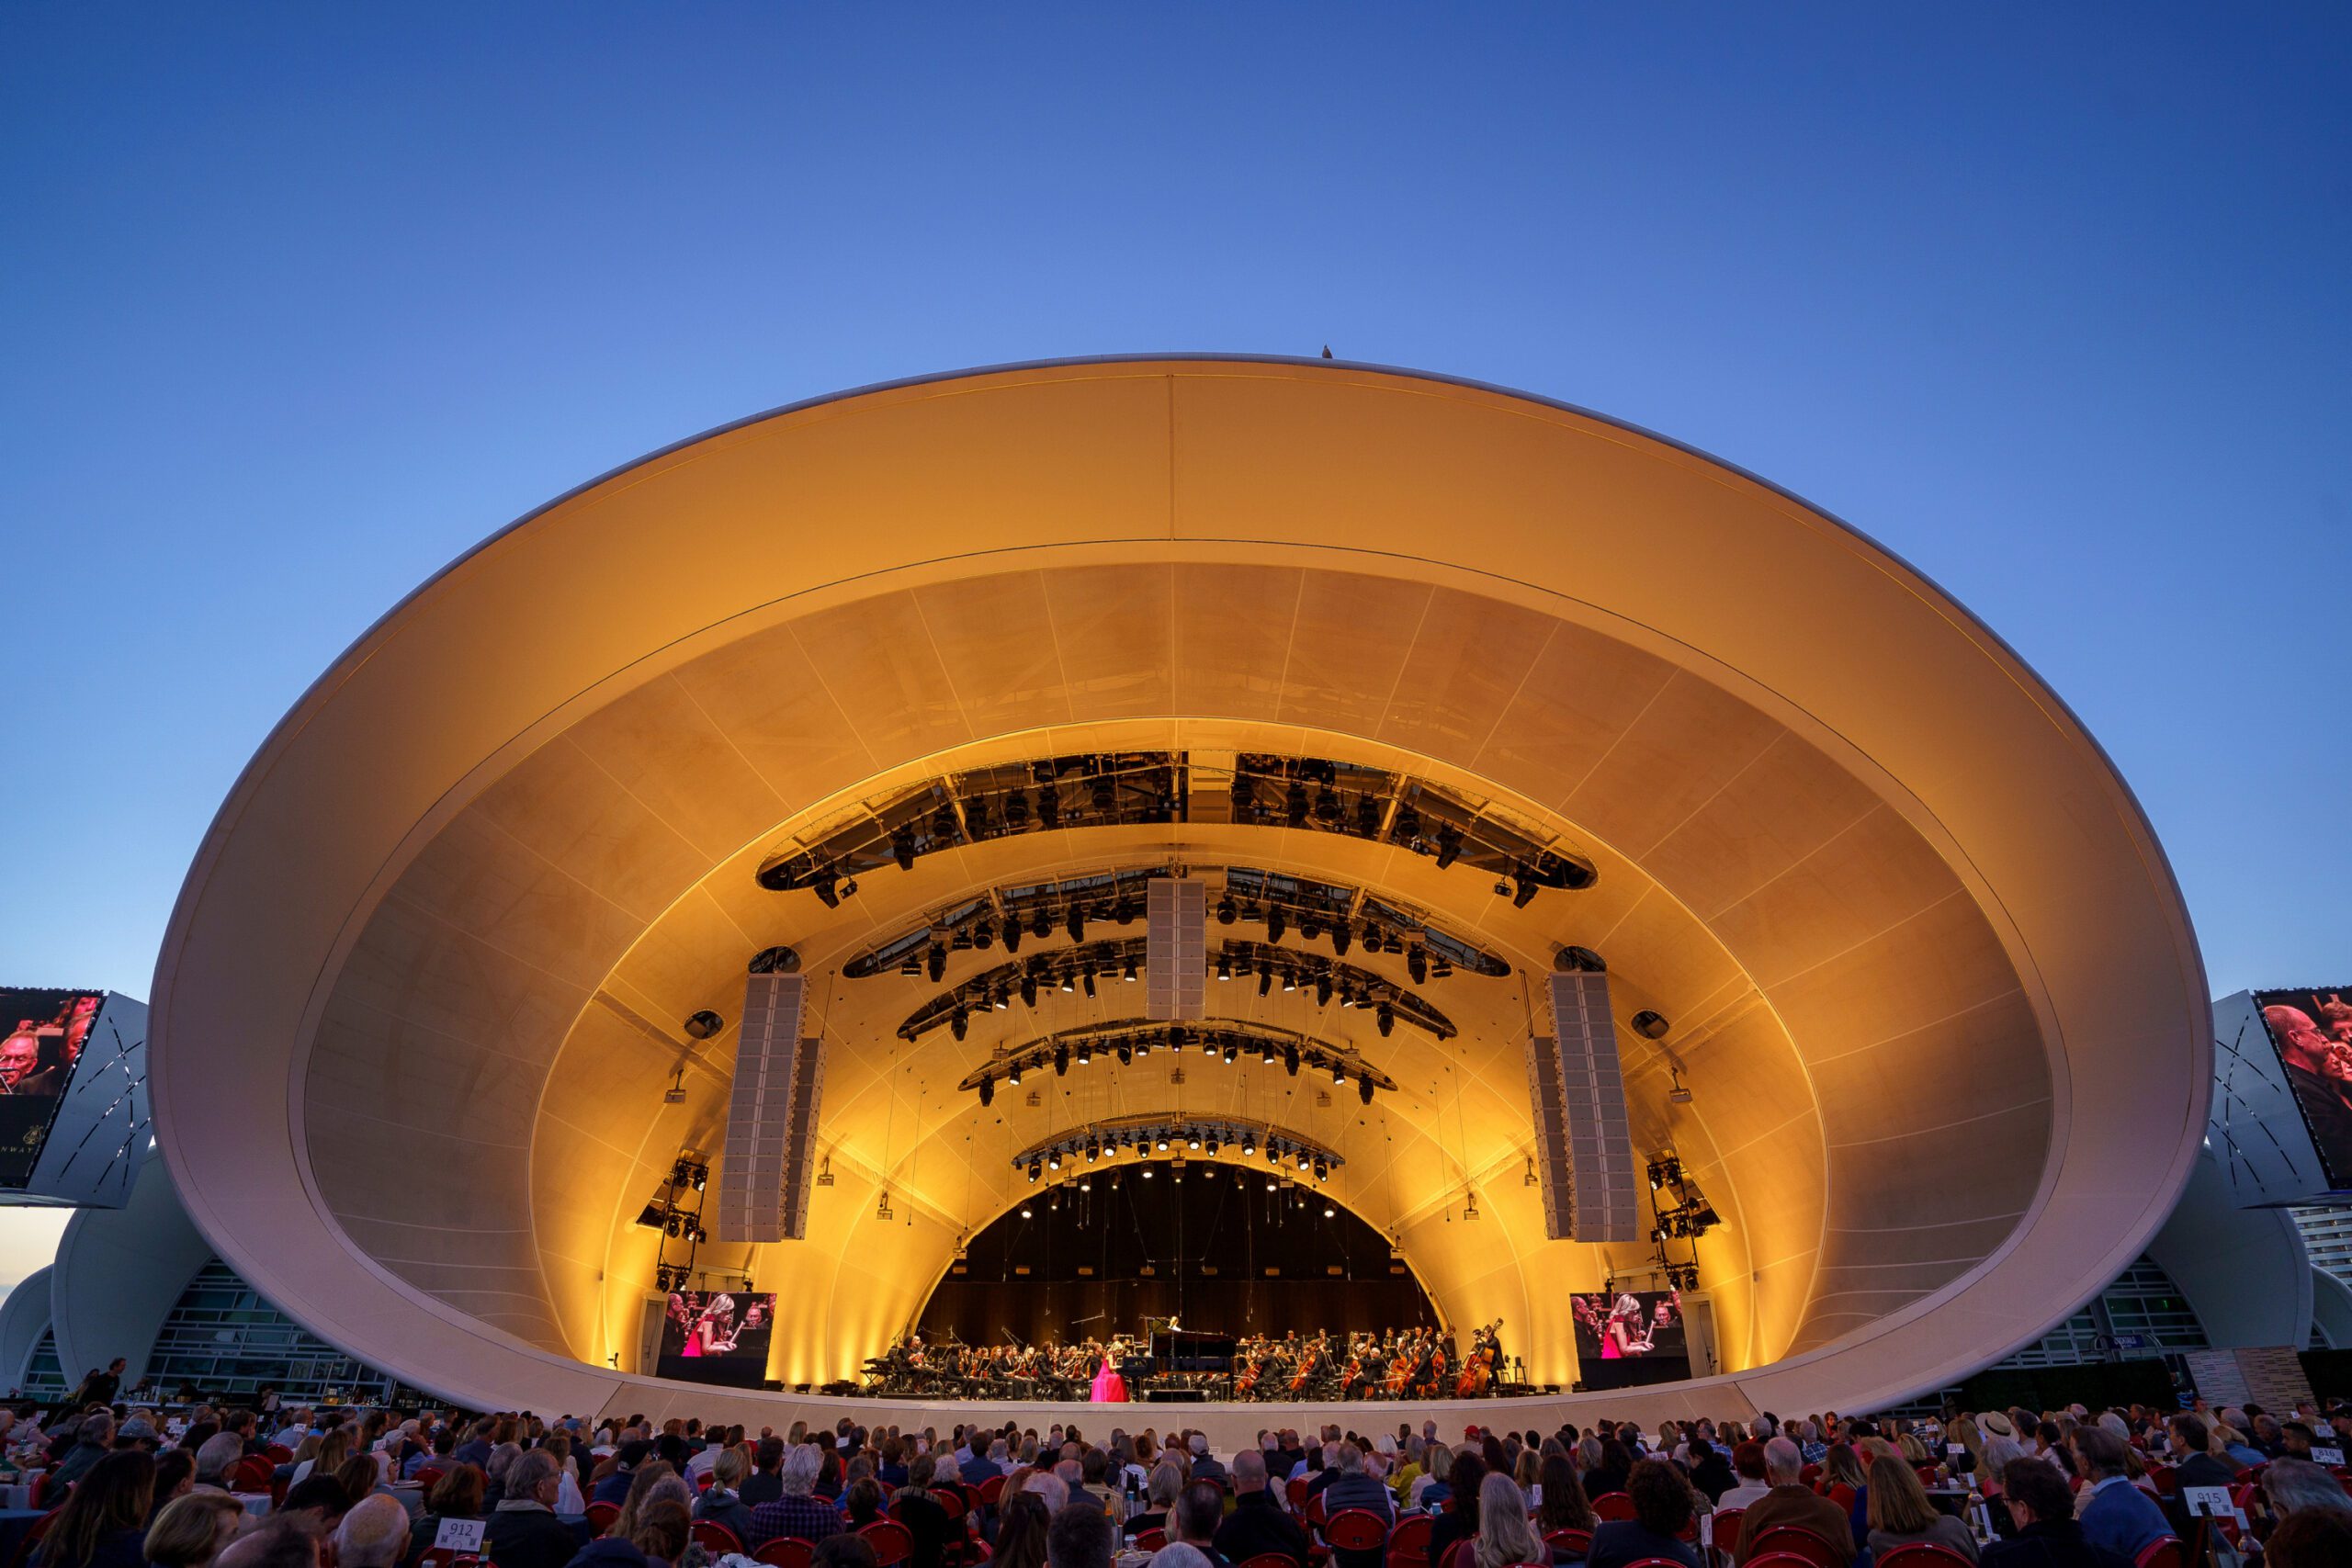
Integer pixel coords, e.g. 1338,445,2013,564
1114,897,1136,925
1115,1041,1132,1066
1258,968,1272,998
1407,948,1428,986
1222,1041,1239,1064
1047,1149,1062,1170
1205,1134,1219,1156
1155,1134,1170,1152
1054,1043,1069,1077
1007,1058,1023,1086
1300,913,1323,941
1331,1058,1347,1085
1003,922,1022,955
1283,1043,1301,1077
1076,1040,1092,1065
1216,955,1232,982
1005,788,1030,829
1267,906,1287,943
1031,907,1052,938
1281,967,1297,994
1242,1133,1257,1156
1331,923,1351,956
1315,976,1333,1007
1512,868,1540,909
1315,785,1339,823
1376,1002,1396,1037
1057,972,1074,994
1260,1041,1276,1065
1633,1010,1671,1040
1394,801,1419,842
1067,907,1086,942
1091,774,1115,814
1037,787,1060,829
1434,825,1462,869
1358,1074,1374,1105
927,944,947,983
1019,976,1037,1008
1122,960,1138,984
1082,971,1097,998
812,872,842,908
892,828,917,871
1285,780,1308,827
1186,1130,1202,1150
965,795,990,834
1086,1140,1100,1162
950,1008,968,1042
978,1075,994,1107
1217,895,1238,925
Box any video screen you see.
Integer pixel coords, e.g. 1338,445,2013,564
657,1291,775,1385
1571,1288,1690,1388
0,990,104,1189
2255,989,2352,1190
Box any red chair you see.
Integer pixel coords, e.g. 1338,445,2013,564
26,1474,55,1511
231,1456,277,1494
1443,1541,1473,1568
696,1471,718,1491
1747,1557,1826,1568
977,1475,1005,1506
1241,1556,1303,1568
1746,1528,1842,1568
415,1466,448,1491
1324,1510,1389,1553
693,1522,744,1555
1798,1464,1822,1485
1133,1531,1167,1553
1826,1484,1856,1512
2134,1541,2186,1568
265,1444,293,1463
755,1542,815,1568
1288,1478,1312,1509
585,1502,621,1531
1541,1529,1592,1557
1711,1508,1745,1556
2148,1467,2177,1496
862,1520,916,1568
1385,1512,1432,1568
2231,1466,2265,1485
1591,1493,1635,1522
1306,1495,1329,1529
1876,1548,1976,1568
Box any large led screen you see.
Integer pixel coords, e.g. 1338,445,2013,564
0,989,105,1189
1571,1288,1690,1389
657,1291,775,1386
2255,988,2352,1190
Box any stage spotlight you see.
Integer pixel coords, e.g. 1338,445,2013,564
1048,1190,1059,1211
1259,1041,1276,1065
1434,825,1462,869
973,919,995,951
1223,1042,1239,1064
1216,955,1232,982
1355,794,1380,837
1003,922,1022,955
1315,976,1333,1007
812,872,842,908
1187,1132,1202,1150
1091,774,1115,814
1114,897,1136,926
926,945,946,983
1047,1150,1062,1170
1216,895,1238,925
1284,1043,1300,1077
1067,907,1086,942
1358,1075,1374,1105
978,1075,994,1108
1314,1159,1329,1182
1257,968,1272,998
1512,869,1540,909
1300,912,1323,941
1156,1135,1170,1152
1281,969,1296,993
1205,1134,1219,1156
1297,1151,1311,1171
1076,1041,1092,1065
1026,1161,1040,1183
1058,973,1074,994
1285,780,1308,827
1007,1059,1023,1086
1020,976,1038,1008
1054,1044,1069,1077
891,828,916,871
1266,1177,1278,1192
1141,1166,1154,1179
1037,787,1060,829
965,795,989,835
991,989,1009,1010
1115,1041,1132,1066
1331,923,1351,956
1083,972,1097,998
1331,1059,1347,1085
1376,1002,1396,1038
1122,961,1137,984
1633,1010,1671,1040
950,1008,968,1042
1408,948,1428,986
1265,1142,1281,1166
1005,788,1029,829
1394,801,1419,842
1086,1140,1100,1162
1267,906,1287,943
1323,1204,1336,1219
1021,1202,1033,1218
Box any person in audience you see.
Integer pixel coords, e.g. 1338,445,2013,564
1127,1462,1182,1540
190,1433,245,1494
51,1413,119,1490
2260,1457,2352,1520
1716,1443,1770,1513
334,1454,400,1517
1323,1442,1394,1524
627,1498,690,1568
1861,1455,1976,1562
1731,1438,1853,1566
1429,1448,1489,1568
990,1492,1051,1568
214,1516,327,1568
280,1475,352,1531
2267,1506,2352,1567
1534,1453,1595,1552
149,1451,198,1519
1168,1480,1230,1568
336,1495,412,1568
1410,1440,1453,1511
1471,1471,1546,1568
1583,1460,1699,1568
608,1463,683,1545
1578,1437,1629,1504
33,1450,153,1568
453,1420,497,1472
2163,1415,2233,1491
594,1440,653,1506
812,1537,879,1568
1046,1504,1113,1568
1683,1438,1734,1505
1213,1450,1307,1568
143,1491,245,1568
1980,1458,2127,1568
749,1443,842,1546
2067,1427,2167,1563
691,1447,756,1545
488,1450,580,1568
741,1438,786,1507
408,1462,488,1567
290,1427,351,1488
1185,1434,1226,1487
841,1477,887,1530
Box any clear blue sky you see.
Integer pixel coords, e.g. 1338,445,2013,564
4,5,2346,1003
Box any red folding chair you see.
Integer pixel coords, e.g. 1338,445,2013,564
1324,1510,1389,1553
1541,1528,1591,1557
265,1445,293,1463
1444,1540,1473,1568
696,1471,718,1491
2134,1541,2186,1568
1826,1484,1856,1512
1306,1495,1329,1530
1134,1531,1167,1553
1876,1548,1976,1568
755,1543,814,1568
978,1474,1005,1507
585,1502,621,1531
1288,1478,1312,1509
1385,1512,1431,1568
1745,1557,1823,1568
1746,1528,1842,1568
415,1466,448,1491
231,1456,277,1494
693,1522,744,1555
862,1520,916,1568
1591,1493,1635,1522
1710,1508,1744,1557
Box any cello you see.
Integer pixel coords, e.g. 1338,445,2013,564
1386,1336,1421,1397
1455,1318,1503,1396
1288,1332,1324,1396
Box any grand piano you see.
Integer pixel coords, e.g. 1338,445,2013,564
1136,1323,1236,1398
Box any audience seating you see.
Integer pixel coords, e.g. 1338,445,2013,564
1240,1555,1303,1568
1385,1510,1432,1568
1875,1548,1974,1568
1591,1492,1634,1521
1541,1527,1592,1556
1324,1509,1389,1553
693,1522,744,1554
754,1541,814,1568
1710,1508,1744,1554
1745,1527,1842,1568
230,1455,275,1493
2133,1541,2185,1568
584,1502,620,1530
415,1466,448,1490
1288,1477,1312,1508
977,1475,1005,1506
1134,1530,1167,1552
861,1519,915,1567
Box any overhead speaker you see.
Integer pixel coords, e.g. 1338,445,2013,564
1525,970,1638,1242
1146,878,1207,1021
717,970,826,1243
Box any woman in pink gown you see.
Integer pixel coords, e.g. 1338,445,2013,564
1091,1349,1128,1403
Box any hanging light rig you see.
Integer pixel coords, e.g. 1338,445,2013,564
633,1153,712,1293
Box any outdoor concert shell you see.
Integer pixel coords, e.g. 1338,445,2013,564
147,355,2211,1432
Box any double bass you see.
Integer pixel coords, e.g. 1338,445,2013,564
1386,1336,1421,1397
1288,1332,1324,1396
1455,1318,1503,1396
1236,1340,1266,1396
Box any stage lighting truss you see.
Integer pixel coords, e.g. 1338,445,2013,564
634,1145,712,1291
1013,1114,1342,1186
1645,1146,1720,1242
841,862,1512,982
956,1018,1400,1101
896,937,1457,1043
755,748,1594,907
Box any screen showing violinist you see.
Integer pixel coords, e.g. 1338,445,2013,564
1570,1289,1690,1388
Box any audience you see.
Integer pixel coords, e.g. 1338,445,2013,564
34,1451,153,1568
1732,1438,1854,1567
1981,1458,2128,1568
1861,1455,1977,1562
1213,1450,1308,1568
1583,1460,1699,1568
490,1450,580,1568
750,1444,842,1546
2070,1427,2170,1563
1470,1471,1546,1568
142,1493,243,1568
1046,1503,1113,1568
